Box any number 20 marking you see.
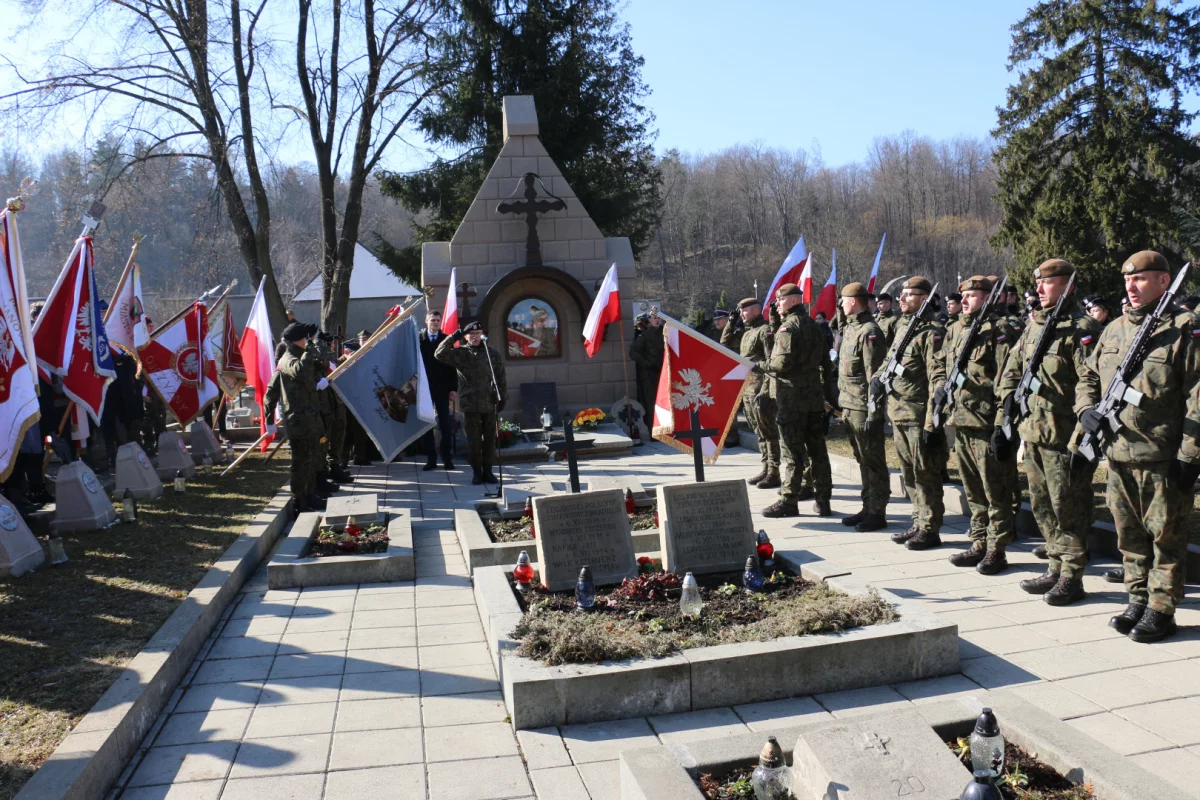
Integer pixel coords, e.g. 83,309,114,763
892,776,925,795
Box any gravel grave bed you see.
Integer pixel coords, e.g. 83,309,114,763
697,761,797,799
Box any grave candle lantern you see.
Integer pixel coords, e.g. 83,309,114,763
959,772,1003,800
173,470,186,493
679,572,702,618
345,515,361,537
575,565,595,610
969,707,1004,779
513,550,534,591
47,535,69,566
743,556,765,592
755,530,774,572
121,488,138,524
201,454,213,474
624,488,637,515
541,407,553,431
750,736,792,799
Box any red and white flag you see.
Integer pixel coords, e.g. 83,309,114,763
866,233,886,295
583,263,620,357
33,235,116,422
652,314,752,464
139,301,219,429
812,249,838,320
442,267,459,334
105,260,149,356
765,235,808,307
205,288,247,399
238,278,276,451
0,206,41,480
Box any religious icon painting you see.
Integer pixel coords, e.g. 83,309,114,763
506,298,560,358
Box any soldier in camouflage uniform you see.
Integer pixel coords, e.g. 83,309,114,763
886,278,949,550
995,259,1100,605
436,320,507,485
875,292,900,349
312,333,352,484
760,283,838,518
838,283,890,531
724,297,781,489
264,322,329,512
989,276,1025,520
630,314,665,427
937,275,1016,574
1076,251,1200,643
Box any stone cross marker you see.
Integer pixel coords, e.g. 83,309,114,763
0,495,44,576
325,493,382,527
532,488,636,591
656,479,754,575
496,172,566,267
546,419,594,494
792,709,971,800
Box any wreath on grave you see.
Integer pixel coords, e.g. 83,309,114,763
572,407,606,430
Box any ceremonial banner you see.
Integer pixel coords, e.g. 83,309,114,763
0,206,40,481
765,235,808,307
583,263,620,357
652,313,752,464
139,302,220,428
812,248,838,320
205,290,246,399
238,278,275,451
330,307,435,462
105,259,149,356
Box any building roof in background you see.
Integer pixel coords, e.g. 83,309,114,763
293,242,421,301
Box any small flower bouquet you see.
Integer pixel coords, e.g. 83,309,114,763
573,407,606,430
497,418,522,448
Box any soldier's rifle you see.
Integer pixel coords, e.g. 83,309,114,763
867,282,939,417
1076,262,1193,465
931,274,1007,430
1000,272,1076,441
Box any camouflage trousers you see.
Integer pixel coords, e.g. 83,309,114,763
894,424,946,534
289,434,322,503
778,411,832,505
1005,436,1022,517
326,403,346,470
1108,461,1189,615
845,410,889,515
745,391,780,471
955,426,1014,550
1025,443,1092,579
465,412,497,471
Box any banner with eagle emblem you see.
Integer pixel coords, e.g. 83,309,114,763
105,255,150,357
0,203,40,481
204,286,246,399
652,312,753,465
139,301,220,428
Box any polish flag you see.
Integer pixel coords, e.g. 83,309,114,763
442,267,459,333
866,233,886,295
799,253,815,303
583,263,621,357
764,236,808,308
238,278,276,451
812,249,838,320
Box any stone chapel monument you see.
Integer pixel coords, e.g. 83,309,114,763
421,95,637,418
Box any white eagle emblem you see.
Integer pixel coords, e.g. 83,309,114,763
76,302,92,352
0,316,14,372
671,368,714,411
179,351,199,379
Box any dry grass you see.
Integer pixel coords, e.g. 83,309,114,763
0,453,289,800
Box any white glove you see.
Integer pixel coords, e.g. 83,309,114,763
316,377,329,391
265,424,277,435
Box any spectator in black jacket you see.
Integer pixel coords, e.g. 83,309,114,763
418,309,458,471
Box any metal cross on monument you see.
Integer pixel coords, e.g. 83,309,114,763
546,418,594,493
496,173,566,267
673,409,718,483
456,282,477,319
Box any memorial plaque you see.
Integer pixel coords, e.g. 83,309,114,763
115,442,164,500
324,493,382,527
155,432,195,479
189,420,226,464
657,479,754,575
792,709,971,800
519,382,559,430
532,488,636,591
52,461,118,533
0,495,44,576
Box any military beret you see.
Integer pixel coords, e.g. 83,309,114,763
959,275,992,292
635,313,650,323
841,282,869,299
737,297,761,309
776,283,801,298
1034,258,1074,280
947,293,962,302
713,309,730,319
877,292,893,301
462,320,483,333
1122,250,1170,275
902,277,933,294
1083,295,1110,311
282,321,310,342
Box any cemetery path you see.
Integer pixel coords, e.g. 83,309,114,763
108,443,1200,799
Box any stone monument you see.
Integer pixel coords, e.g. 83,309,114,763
324,494,383,527
657,479,755,575
421,95,638,419
0,495,44,576
188,420,225,464
532,488,636,591
155,431,195,479
115,442,164,500
52,461,118,533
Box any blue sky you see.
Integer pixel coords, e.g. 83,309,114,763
622,0,1036,165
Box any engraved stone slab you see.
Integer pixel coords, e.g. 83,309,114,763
189,420,226,464
324,493,382,527
532,488,636,591
501,480,555,514
0,495,44,576
155,432,195,479
115,442,164,500
792,709,971,800
657,479,754,575
52,461,117,533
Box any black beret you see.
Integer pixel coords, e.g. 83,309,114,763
948,293,962,302
282,321,309,342
463,320,483,333
877,292,892,301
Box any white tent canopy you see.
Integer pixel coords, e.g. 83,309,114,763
293,242,421,301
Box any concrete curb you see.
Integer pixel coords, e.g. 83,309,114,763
267,509,414,589
15,487,295,800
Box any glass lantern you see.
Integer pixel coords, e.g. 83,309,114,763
743,556,765,592
121,488,138,524
173,470,186,493
513,550,534,592
970,707,1005,779
541,407,553,431
575,565,595,610
751,736,792,799
679,572,703,619
755,530,775,573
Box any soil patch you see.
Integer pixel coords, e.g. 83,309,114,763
308,522,389,556
484,504,656,542
698,761,796,799
948,738,1094,799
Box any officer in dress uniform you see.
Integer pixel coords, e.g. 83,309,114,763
435,320,507,485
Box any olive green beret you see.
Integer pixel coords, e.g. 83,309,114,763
841,282,868,299
737,297,760,309
1034,258,1074,279
903,277,932,294
776,283,801,298
1121,250,1169,275
959,275,993,292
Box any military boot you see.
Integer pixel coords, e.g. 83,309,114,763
306,493,327,511
1105,567,1125,584
812,499,833,517
976,549,1008,575
797,484,816,501
891,525,919,545
762,499,799,518
471,468,485,485
1033,544,1049,560
856,514,888,533
1019,570,1059,595
905,529,942,550
332,465,354,484
1129,608,1176,643
747,468,768,486
1109,603,1145,635
757,471,781,489
1044,575,1086,606
949,543,986,568
483,470,499,483
841,510,866,528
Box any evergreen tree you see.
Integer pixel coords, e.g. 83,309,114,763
992,0,1200,295
377,0,661,285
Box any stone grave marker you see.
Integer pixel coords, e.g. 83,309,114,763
325,493,382,527
532,488,636,591
657,479,754,575
52,461,117,533
189,420,226,464
501,480,555,514
0,495,45,576
115,442,163,500
155,432,195,479
792,709,971,800
519,382,558,430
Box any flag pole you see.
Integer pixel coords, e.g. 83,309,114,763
617,318,635,440
219,430,271,476
103,233,144,325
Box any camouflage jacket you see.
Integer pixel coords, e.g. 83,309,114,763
719,319,745,354
1076,303,1200,464
434,336,507,414
263,342,325,439
724,316,771,396
876,309,900,349
765,308,837,416
995,300,1099,450
306,340,336,419
629,323,665,379
839,311,886,413
940,310,1015,430
885,313,946,429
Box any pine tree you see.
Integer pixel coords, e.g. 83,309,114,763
377,0,661,286
992,0,1200,295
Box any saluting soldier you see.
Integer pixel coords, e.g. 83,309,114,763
938,275,1016,574
1076,251,1200,643
875,292,900,348
760,284,837,518
838,283,890,531
725,297,780,489
264,322,329,512
436,320,507,485
995,259,1100,605
887,278,949,550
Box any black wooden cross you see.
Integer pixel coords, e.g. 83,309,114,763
456,282,477,319
546,418,594,493
674,409,718,482
496,173,566,267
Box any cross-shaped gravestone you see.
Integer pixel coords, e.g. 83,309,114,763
545,418,594,493
496,173,566,267
862,732,891,756
456,281,478,320
672,409,718,482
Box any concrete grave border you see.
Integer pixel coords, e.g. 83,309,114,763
474,550,959,729
267,509,414,589
619,692,1192,800
15,485,294,800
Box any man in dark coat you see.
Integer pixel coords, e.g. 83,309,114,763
418,309,458,471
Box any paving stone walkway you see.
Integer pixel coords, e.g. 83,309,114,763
108,441,1200,800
